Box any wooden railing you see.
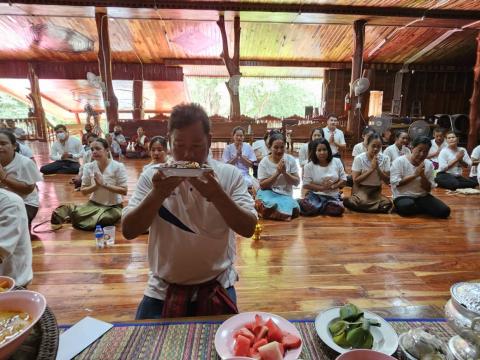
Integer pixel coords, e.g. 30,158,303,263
0,117,41,140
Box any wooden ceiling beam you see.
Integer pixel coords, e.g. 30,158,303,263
9,1,480,20
0,61,472,79
0,61,183,81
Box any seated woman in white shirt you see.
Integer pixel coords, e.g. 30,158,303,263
143,136,169,172
0,130,43,227
391,136,450,218
384,130,411,164
256,133,300,221
51,138,128,231
222,126,257,189
300,138,346,216
299,127,324,168
344,133,392,213
435,131,476,190
469,143,480,186
352,127,376,158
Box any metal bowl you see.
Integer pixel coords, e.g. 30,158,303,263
444,282,480,360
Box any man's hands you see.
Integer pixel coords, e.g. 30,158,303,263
61,152,71,160
188,171,223,202
414,162,426,178
151,170,185,195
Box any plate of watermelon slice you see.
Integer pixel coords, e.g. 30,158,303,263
215,312,303,360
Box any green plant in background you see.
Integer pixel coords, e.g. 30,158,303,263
0,93,29,118
186,76,322,118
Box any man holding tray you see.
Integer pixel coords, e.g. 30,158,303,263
122,103,257,319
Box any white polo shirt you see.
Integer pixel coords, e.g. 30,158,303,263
351,152,390,186
323,127,346,155
50,137,84,162
303,158,346,197
0,189,32,287
82,160,128,206
123,159,257,301
469,145,480,177
390,156,436,198
384,144,411,164
1,153,43,208
438,147,472,176
428,139,447,163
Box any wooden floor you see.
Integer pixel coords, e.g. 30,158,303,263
27,142,480,325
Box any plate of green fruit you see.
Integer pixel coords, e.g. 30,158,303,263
315,304,399,355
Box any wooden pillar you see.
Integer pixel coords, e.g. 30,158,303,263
133,79,144,120
347,19,367,142
95,9,118,131
467,33,480,152
217,15,241,120
27,64,47,141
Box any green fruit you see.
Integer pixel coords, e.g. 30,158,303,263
340,304,363,322
360,332,374,349
346,327,370,349
329,320,348,336
333,331,350,348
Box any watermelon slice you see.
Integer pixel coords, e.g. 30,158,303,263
233,327,255,344
258,341,284,360
233,334,251,357
252,338,268,351
254,325,269,342
282,333,302,350
265,319,283,343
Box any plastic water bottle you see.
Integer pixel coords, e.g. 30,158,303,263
94,225,104,249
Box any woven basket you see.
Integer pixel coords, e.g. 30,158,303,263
9,287,59,360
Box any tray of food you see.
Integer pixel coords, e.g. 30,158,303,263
157,161,213,177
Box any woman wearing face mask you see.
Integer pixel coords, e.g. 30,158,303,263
435,131,476,190
300,138,346,216
344,132,392,213
222,127,257,188
51,138,128,231
384,130,411,164
298,127,324,168
256,133,300,221
0,130,43,227
143,136,169,171
391,136,450,218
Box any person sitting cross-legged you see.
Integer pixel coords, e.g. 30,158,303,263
343,132,393,213
391,136,450,218
435,131,476,190
256,133,300,221
0,130,43,228
51,138,128,231
40,124,84,175
299,138,346,216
